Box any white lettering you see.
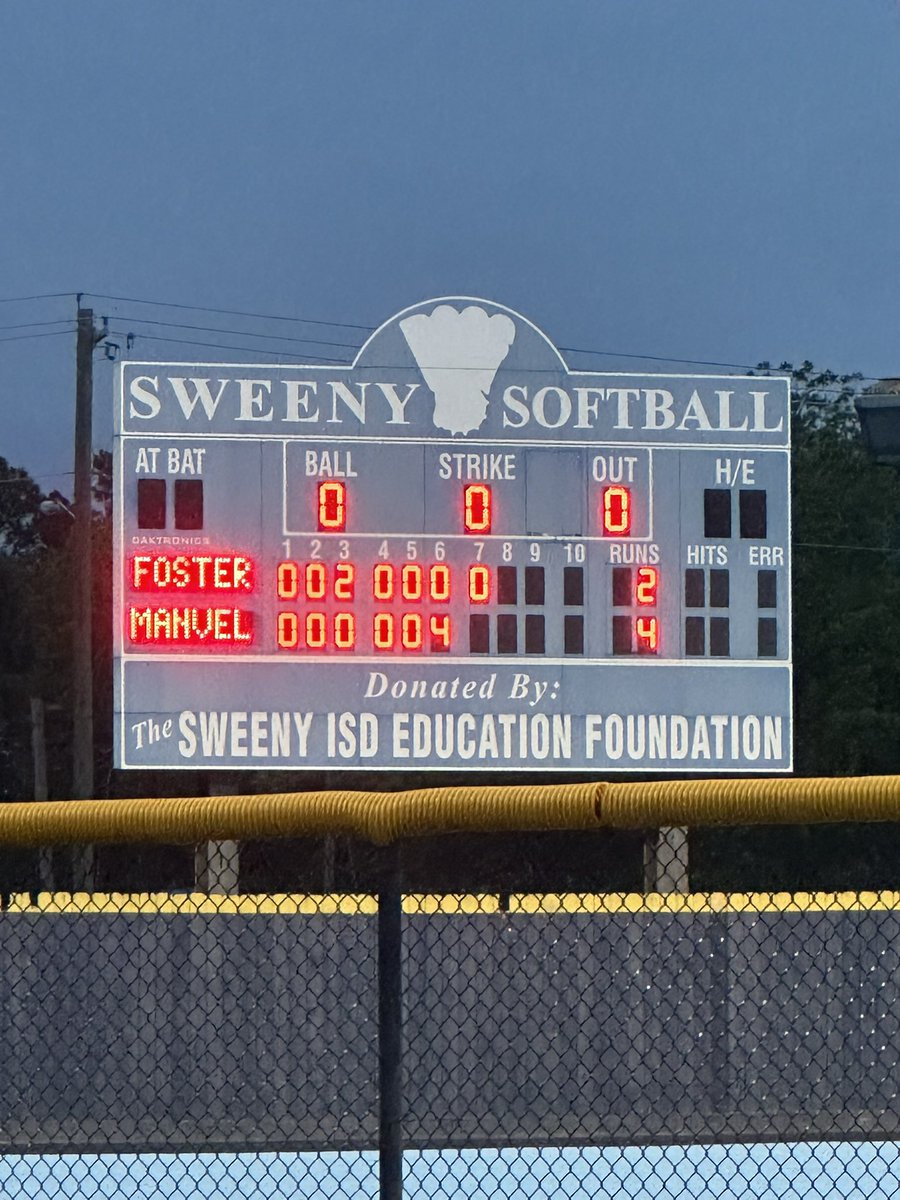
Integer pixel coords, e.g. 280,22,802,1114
502,385,530,428
283,380,320,422
238,379,274,421
377,382,419,424
169,377,229,421
129,375,161,419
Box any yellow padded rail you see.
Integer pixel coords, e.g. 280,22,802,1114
603,774,900,828
0,775,899,845
4,890,900,915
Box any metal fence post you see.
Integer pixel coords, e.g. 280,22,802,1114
378,846,403,1200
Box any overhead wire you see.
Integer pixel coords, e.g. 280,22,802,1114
0,318,77,333
0,287,888,387
86,289,893,382
0,292,75,305
87,291,373,333
106,329,351,365
0,328,76,345
111,314,361,353
559,345,759,371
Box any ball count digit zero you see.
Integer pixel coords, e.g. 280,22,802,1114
115,297,792,772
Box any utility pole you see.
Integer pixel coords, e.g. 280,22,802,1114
71,301,100,891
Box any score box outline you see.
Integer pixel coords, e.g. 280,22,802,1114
114,295,792,774
278,436,658,543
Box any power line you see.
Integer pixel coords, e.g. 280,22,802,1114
107,329,351,365
109,328,874,393
5,287,885,386
0,318,76,333
81,285,897,379
0,470,74,486
0,291,75,305
560,345,759,371
0,326,75,345
113,314,361,353
88,291,373,333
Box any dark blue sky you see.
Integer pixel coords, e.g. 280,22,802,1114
1,0,898,491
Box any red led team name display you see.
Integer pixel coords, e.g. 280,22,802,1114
130,554,254,592
126,553,256,647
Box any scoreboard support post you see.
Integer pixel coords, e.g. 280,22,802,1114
644,827,690,894
195,775,240,893
194,839,240,894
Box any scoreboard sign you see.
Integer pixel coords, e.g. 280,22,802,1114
114,298,792,772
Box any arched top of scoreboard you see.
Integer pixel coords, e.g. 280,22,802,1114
356,294,569,372
118,296,790,447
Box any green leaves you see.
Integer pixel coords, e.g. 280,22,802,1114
780,364,900,774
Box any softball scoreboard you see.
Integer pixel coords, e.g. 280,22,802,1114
114,298,792,771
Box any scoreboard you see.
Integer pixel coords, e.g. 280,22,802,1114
114,297,792,772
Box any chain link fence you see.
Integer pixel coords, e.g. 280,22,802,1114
0,826,897,1197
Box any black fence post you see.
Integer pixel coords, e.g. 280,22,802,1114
378,845,403,1200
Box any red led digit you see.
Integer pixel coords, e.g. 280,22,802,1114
468,564,491,603
305,561,327,600
374,612,394,650
277,612,299,649
401,612,423,650
318,481,346,531
602,486,631,536
430,614,451,652
276,561,299,600
429,564,450,602
334,562,355,601
373,564,395,601
334,612,356,650
464,484,491,533
401,563,423,601
305,611,327,649
636,566,658,606
635,616,658,653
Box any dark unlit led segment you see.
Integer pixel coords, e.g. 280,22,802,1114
469,614,489,654
709,569,730,608
137,478,166,529
524,566,545,606
497,614,518,654
740,489,767,538
704,488,731,538
709,617,730,657
563,567,584,606
612,567,632,608
565,615,584,654
758,569,777,608
685,616,705,656
684,569,705,608
612,615,631,655
758,617,777,656
497,566,517,606
174,479,203,530
525,614,545,654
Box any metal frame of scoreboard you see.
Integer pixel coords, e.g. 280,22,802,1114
114,297,792,773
